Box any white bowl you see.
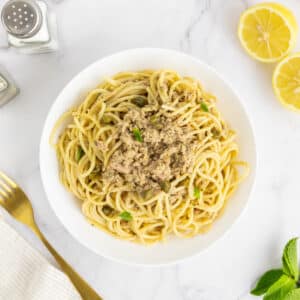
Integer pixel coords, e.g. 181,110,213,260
40,48,256,266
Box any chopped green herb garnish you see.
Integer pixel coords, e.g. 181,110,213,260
193,187,201,199
119,211,133,221
141,189,154,200
89,165,102,180
133,128,143,142
150,115,163,130
101,115,112,124
211,128,220,138
89,173,97,180
150,114,158,124
91,165,101,174
200,102,209,112
132,96,147,107
76,146,84,162
102,205,114,216
159,181,171,193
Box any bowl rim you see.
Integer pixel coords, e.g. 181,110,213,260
39,47,257,267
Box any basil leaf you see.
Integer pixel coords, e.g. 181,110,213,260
282,238,299,280
133,128,143,142
193,187,201,199
76,146,84,162
263,275,296,300
200,102,209,112
251,269,283,296
284,289,300,300
119,211,132,221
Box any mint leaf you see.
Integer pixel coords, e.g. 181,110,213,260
284,289,300,300
119,211,132,221
282,238,299,280
263,275,295,300
251,269,283,296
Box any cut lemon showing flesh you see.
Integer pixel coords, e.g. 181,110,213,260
273,53,300,111
238,3,298,63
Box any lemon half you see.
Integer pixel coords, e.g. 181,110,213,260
273,53,300,112
238,3,298,63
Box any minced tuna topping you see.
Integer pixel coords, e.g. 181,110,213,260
103,107,196,193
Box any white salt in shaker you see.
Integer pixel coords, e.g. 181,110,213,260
1,0,58,54
0,66,19,107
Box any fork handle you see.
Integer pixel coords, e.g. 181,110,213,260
30,224,102,300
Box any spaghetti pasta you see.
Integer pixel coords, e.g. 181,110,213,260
51,70,248,244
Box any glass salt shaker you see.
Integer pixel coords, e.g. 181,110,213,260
0,66,19,107
1,0,58,54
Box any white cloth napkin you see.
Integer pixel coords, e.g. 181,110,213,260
0,217,82,300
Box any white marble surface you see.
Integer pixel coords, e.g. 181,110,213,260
1,0,300,299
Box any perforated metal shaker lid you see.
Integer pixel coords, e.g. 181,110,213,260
1,0,42,38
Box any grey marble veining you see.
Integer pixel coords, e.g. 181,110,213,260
1,0,300,299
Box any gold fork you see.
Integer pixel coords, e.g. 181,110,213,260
0,171,102,300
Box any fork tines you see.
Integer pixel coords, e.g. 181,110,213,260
0,171,16,202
